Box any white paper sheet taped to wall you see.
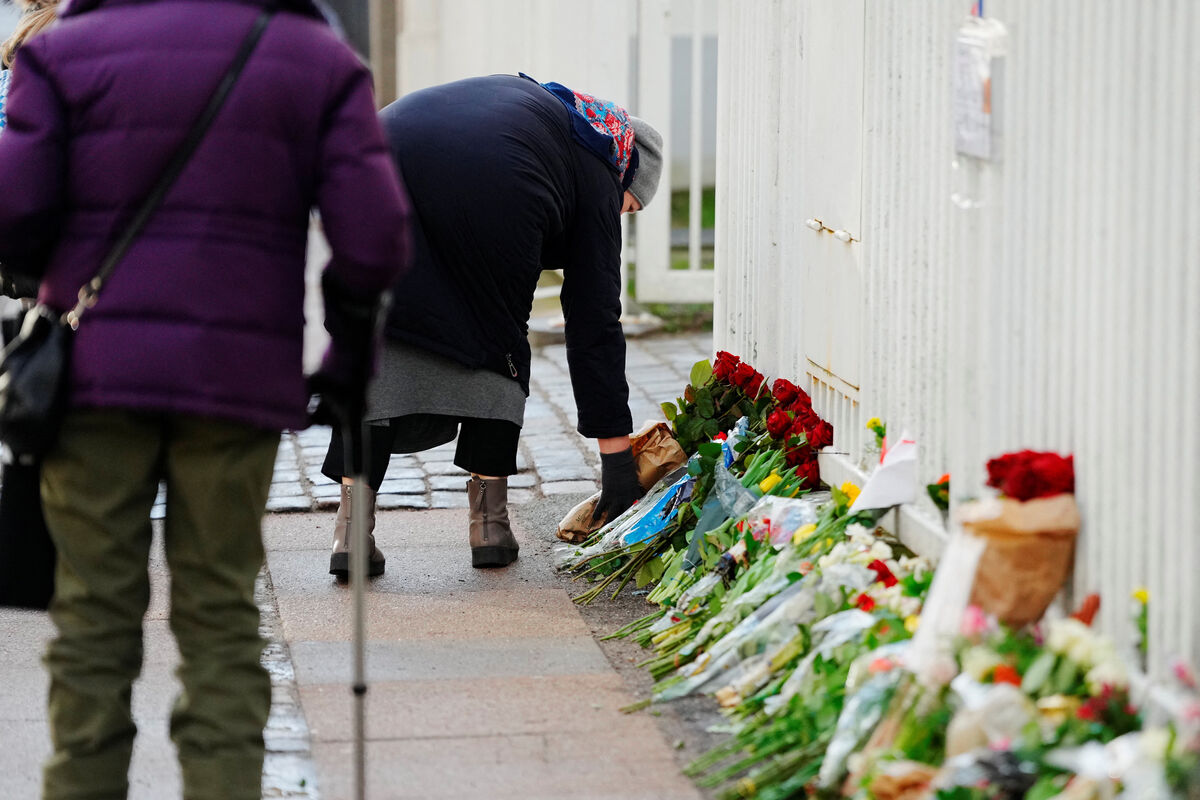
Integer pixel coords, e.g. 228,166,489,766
952,16,1007,160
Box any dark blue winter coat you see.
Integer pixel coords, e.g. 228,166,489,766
379,74,632,439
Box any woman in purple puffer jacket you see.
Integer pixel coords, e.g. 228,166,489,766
0,0,410,796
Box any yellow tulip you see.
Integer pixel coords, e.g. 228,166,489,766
866,417,881,430
793,522,817,545
759,472,783,494
840,482,861,505
1132,587,1150,605
904,615,920,634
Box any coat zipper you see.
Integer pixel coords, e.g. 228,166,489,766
505,353,518,378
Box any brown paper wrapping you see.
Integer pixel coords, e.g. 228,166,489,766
964,495,1080,628
866,761,938,800
555,422,688,543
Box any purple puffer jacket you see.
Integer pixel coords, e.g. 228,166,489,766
0,0,410,431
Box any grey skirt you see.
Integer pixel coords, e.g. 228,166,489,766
364,340,527,451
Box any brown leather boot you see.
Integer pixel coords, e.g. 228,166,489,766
329,483,386,579
467,476,518,568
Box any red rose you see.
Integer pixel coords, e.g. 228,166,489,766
856,593,876,612
1000,466,1041,502
867,559,898,588
766,409,792,439
1029,452,1074,496
985,451,1026,489
794,458,821,487
713,351,740,381
770,378,800,407
987,450,1074,501
792,407,820,431
785,443,815,467
731,362,757,389
808,420,834,450
780,383,812,411
742,370,765,397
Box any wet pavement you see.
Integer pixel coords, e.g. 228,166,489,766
0,331,711,799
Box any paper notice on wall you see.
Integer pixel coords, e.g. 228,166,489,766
952,17,1007,160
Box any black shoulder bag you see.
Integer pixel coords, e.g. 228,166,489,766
0,9,273,464
0,9,273,610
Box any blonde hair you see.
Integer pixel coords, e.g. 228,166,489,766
1,2,61,69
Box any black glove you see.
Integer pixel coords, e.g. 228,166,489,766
307,371,363,429
306,272,383,428
592,447,644,524
0,265,39,300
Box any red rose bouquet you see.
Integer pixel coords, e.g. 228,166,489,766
662,352,833,493
985,450,1074,500
963,449,1080,627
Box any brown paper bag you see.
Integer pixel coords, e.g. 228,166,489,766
964,495,1080,628
555,421,688,543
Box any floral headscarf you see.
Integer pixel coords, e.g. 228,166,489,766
530,75,639,184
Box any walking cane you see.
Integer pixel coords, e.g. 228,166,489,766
341,414,370,800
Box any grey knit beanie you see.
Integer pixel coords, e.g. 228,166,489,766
627,116,663,208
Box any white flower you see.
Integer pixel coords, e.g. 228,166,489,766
1085,658,1128,694
845,524,874,546
897,555,932,577
867,541,894,562
1139,727,1172,762
962,646,1005,682
1046,618,1095,661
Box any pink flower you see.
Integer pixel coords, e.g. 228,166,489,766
1172,659,1198,690
961,605,990,638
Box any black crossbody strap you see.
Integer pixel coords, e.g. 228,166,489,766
65,8,274,329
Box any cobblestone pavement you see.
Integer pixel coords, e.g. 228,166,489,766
253,332,711,516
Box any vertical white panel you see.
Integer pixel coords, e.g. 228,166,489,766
715,0,1200,671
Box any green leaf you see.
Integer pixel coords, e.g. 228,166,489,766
1021,651,1058,696
660,402,677,421
1052,656,1081,694
813,592,837,619
635,557,666,588
702,418,720,437
689,359,713,388
695,387,715,419
697,441,723,460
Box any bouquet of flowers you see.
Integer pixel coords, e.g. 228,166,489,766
960,450,1079,628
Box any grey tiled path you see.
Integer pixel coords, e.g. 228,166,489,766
260,333,711,515
0,332,711,799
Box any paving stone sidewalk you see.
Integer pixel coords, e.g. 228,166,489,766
0,332,711,799
258,332,711,516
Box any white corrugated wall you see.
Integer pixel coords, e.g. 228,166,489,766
714,0,1200,674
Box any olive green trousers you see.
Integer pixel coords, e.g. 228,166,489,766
39,409,279,800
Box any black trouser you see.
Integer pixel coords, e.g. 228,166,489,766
321,414,521,491
0,312,54,609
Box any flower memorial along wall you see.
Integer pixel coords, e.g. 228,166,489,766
556,352,1200,799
